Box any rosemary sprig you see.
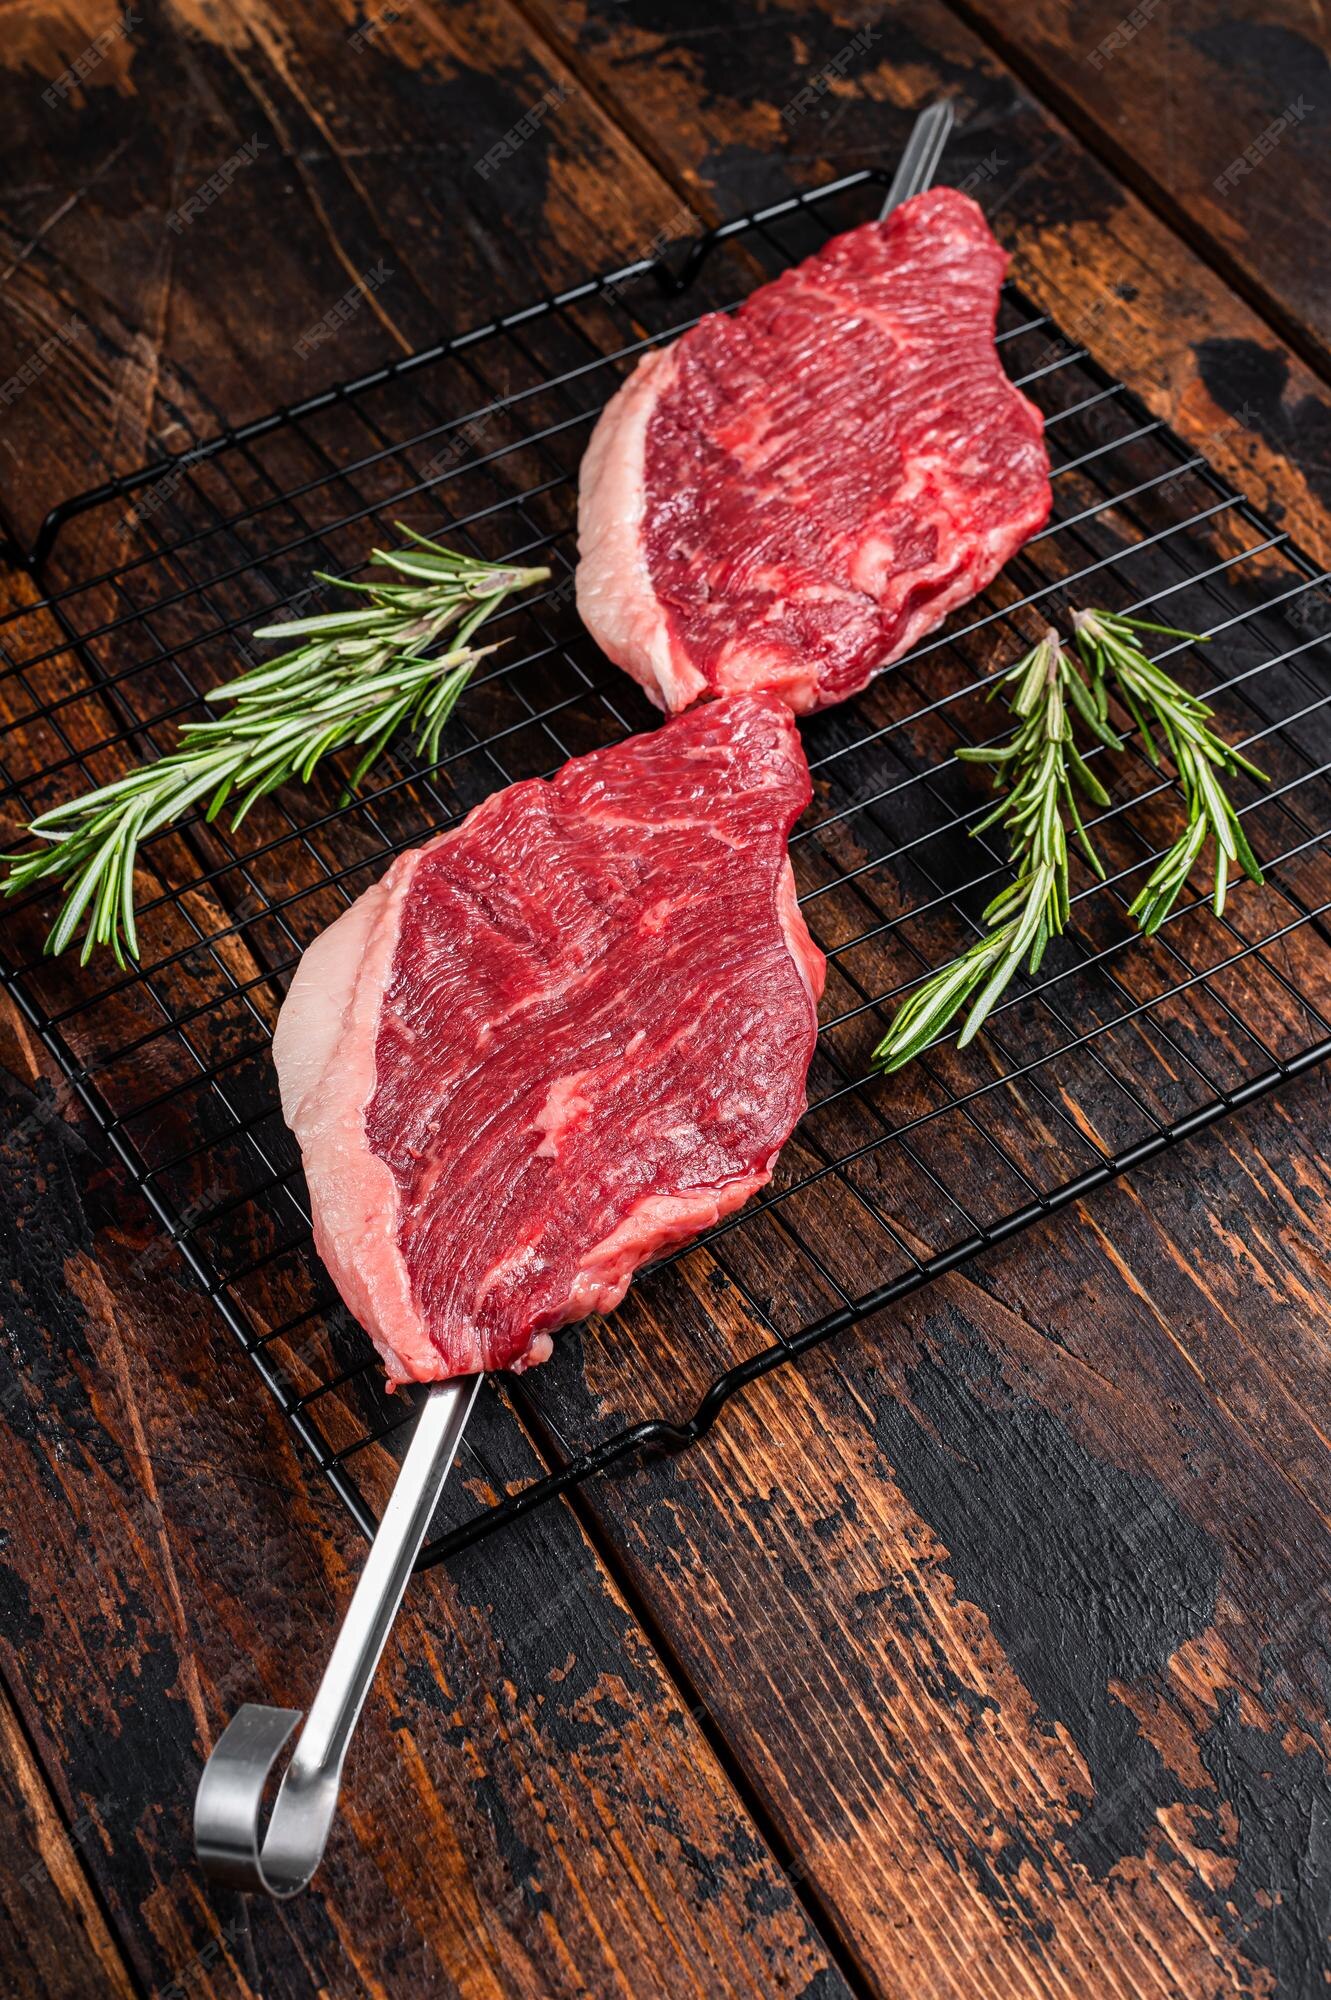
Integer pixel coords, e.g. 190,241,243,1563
875,629,1116,1073
874,610,1268,1075
2,531,549,965
1070,609,1266,931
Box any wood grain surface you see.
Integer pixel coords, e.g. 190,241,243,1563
0,4,1329,1998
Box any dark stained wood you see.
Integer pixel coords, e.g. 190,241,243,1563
0,0,688,546
944,0,1331,375
0,1678,135,2000
517,0,1331,566
522,1071,1331,1997
1,2,1330,1997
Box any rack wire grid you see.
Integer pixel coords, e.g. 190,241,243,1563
3,167,1330,1567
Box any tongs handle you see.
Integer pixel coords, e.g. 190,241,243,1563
194,1374,480,1896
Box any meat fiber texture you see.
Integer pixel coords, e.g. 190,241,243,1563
576,187,1051,715
273,693,824,1385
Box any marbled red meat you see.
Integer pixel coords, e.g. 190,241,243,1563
577,188,1051,714
272,693,824,1384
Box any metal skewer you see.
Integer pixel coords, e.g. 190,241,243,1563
880,99,955,217
193,103,955,1905
194,1373,480,1896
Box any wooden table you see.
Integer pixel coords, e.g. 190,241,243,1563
1,5,1329,1996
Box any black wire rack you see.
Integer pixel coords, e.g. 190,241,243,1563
3,167,1330,1567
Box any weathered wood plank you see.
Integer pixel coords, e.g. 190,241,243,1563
0,1677,135,2000
519,1069,1331,1997
0,0,689,546
945,0,1331,376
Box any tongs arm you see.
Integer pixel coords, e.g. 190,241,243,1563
880,99,955,218
194,1374,480,1896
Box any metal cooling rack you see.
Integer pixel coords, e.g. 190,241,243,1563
3,168,1330,1567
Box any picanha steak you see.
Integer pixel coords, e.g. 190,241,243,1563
576,187,1051,715
273,693,824,1384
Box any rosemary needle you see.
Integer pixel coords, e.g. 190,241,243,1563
1,531,549,966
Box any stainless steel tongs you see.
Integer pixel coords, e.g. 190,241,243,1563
192,97,954,1900
194,1375,478,1894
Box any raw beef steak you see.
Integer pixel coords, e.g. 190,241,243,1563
577,188,1051,714
273,693,824,1384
